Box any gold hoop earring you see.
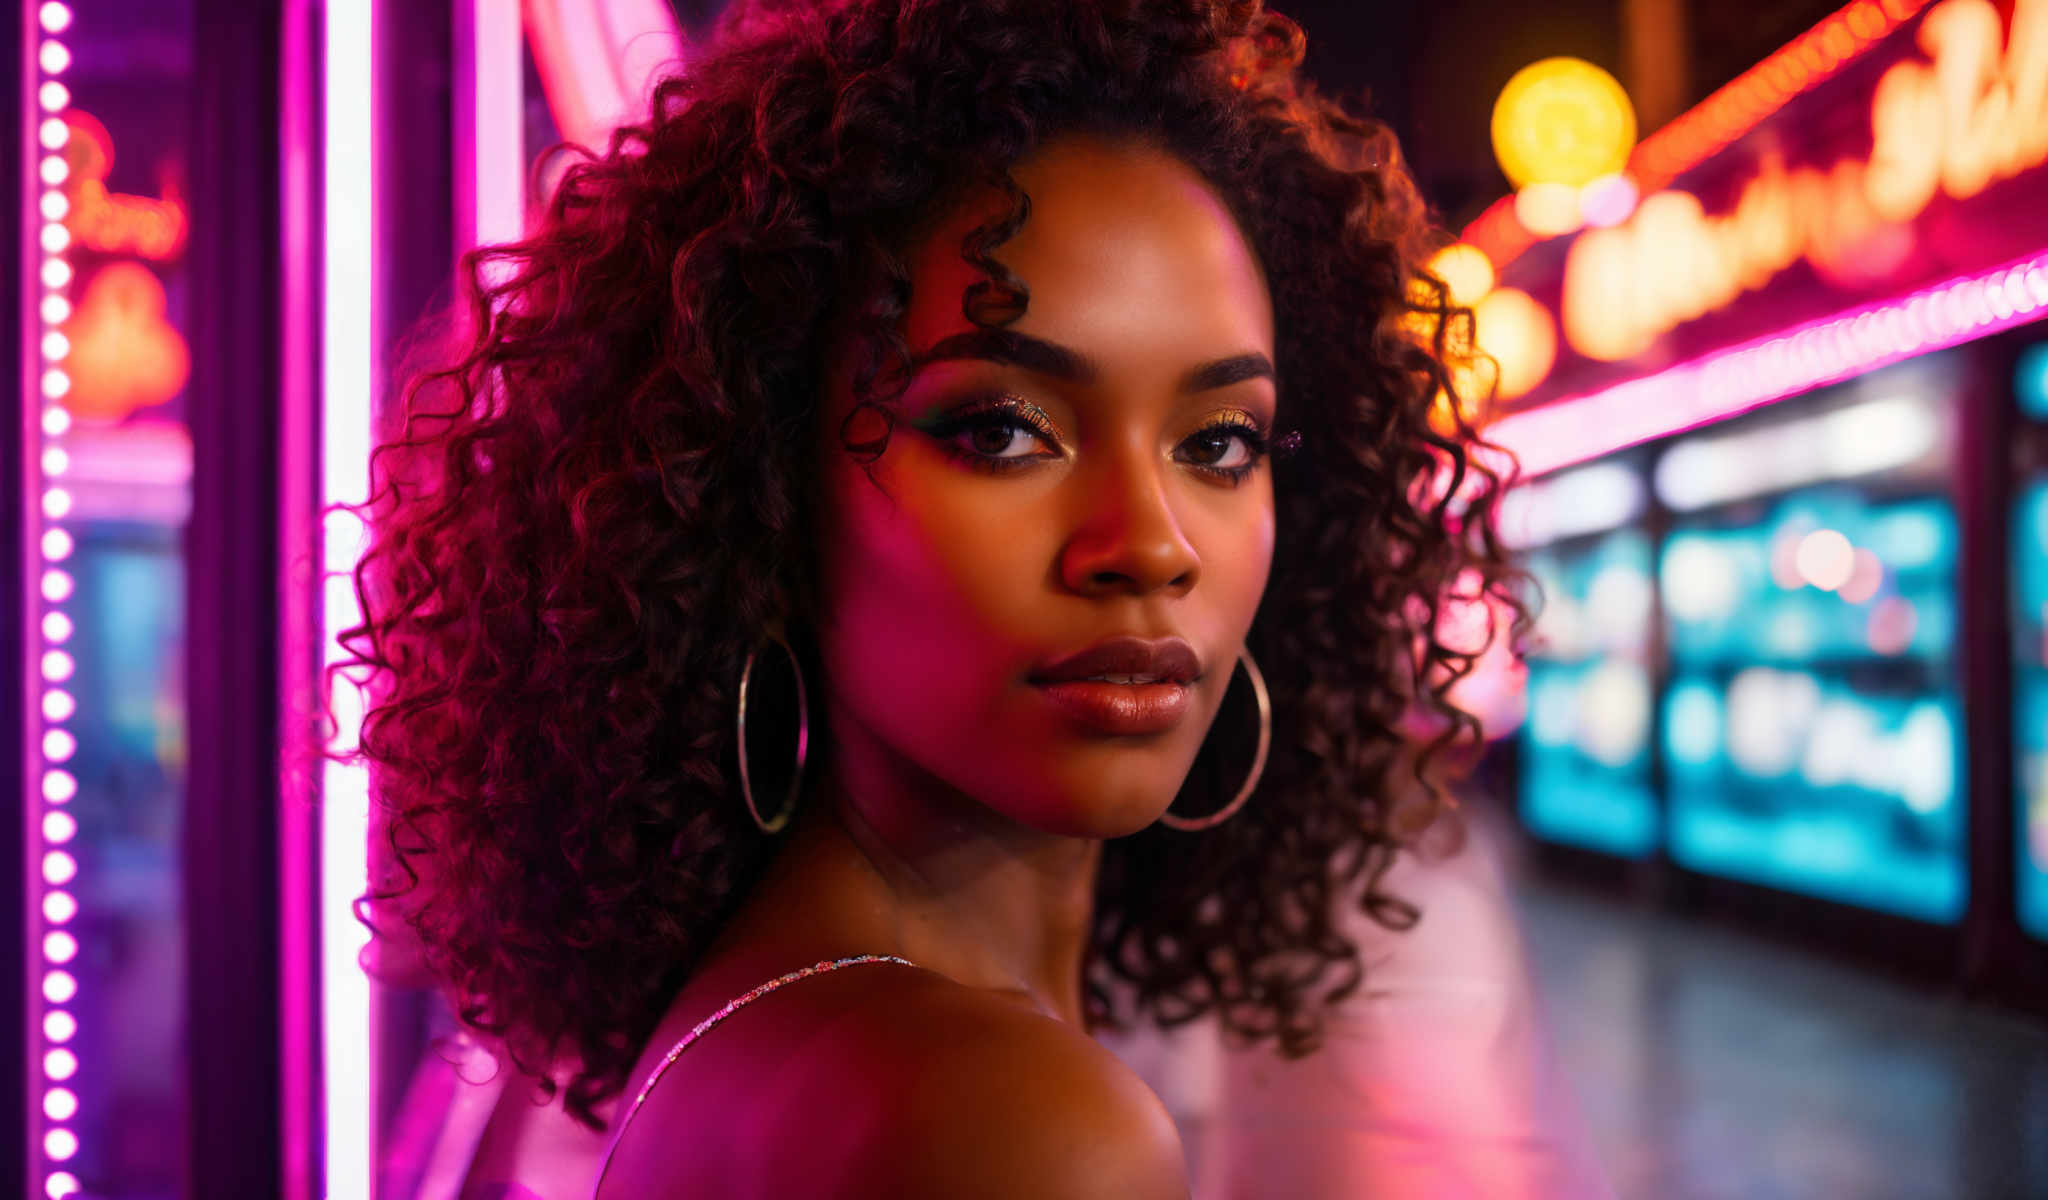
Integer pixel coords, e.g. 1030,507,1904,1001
736,631,808,835
1159,647,1270,832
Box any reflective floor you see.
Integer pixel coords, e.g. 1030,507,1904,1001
1519,878,2048,1199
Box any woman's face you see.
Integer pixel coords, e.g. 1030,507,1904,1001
814,135,1277,841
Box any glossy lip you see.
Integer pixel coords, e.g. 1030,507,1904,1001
1028,637,1202,736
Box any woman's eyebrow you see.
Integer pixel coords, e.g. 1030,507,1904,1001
915,328,1275,393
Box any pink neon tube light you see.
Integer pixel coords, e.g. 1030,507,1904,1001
1490,253,2048,478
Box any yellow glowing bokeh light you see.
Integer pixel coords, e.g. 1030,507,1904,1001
1492,57,1638,189
1426,243,1496,308
1474,287,1557,401
1514,181,1584,237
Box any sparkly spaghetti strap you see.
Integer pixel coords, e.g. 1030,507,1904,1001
588,954,915,1198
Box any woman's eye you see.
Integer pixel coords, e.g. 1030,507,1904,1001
960,418,1052,460
1179,426,1257,470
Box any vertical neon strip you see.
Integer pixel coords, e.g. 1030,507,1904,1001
27,5,82,1197
456,0,523,256
321,2,373,1199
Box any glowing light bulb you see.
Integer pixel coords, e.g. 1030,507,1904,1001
40,3,74,34
1426,243,1496,308
41,369,69,398
43,969,77,1003
43,611,73,642
42,891,77,924
42,488,72,519
43,690,76,722
40,649,74,682
44,1011,76,1042
39,81,69,110
1492,57,1638,189
1515,182,1583,237
46,1168,81,1199
41,569,73,603
41,258,72,287
42,446,70,477
42,407,71,436
43,811,77,843
41,331,69,361
41,294,71,323
42,528,73,561
43,1129,78,1162
40,223,70,253
43,770,77,803
1475,287,1559,400
39,117,68,148
44,1049,77,1081
39,41,72,75
40,155,68,186
1579,173,1640,227
43,931,77,963
42,851,77,885
43,728,76,762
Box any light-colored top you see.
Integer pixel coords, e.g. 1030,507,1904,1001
586,953,915,1198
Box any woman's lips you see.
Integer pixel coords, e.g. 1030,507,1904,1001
1031,679,1192,735
1029,636,1201,735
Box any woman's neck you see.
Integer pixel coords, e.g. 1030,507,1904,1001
728,724,1103,1027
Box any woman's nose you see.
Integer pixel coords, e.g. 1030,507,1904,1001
1057,451,1200,597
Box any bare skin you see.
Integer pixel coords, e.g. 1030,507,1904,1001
597,133,1277,1199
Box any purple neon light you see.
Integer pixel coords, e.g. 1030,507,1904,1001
27,14,81,1196
1492,253,2048,478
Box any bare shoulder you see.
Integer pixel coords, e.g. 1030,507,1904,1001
602,963,1188,1200
842,973,1191,1199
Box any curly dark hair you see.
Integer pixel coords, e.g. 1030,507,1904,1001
336,0,1519,1130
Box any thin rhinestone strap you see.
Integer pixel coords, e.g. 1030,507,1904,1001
588,954,915,1197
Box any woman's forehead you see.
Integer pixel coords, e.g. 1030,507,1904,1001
899,137,1275,379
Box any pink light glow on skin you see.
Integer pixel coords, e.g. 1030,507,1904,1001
42,528,73,560
41,892,77,924
43,728,75,760
44,1049,78,1081
44,1129,78,1161
42,851,78,886
43,811,76,842
42,611,73,642
1493,252,2048,477
44,1011,76,1042
42,1088,78,1122
44,770,77,803
43,971,77,1004
42,690,75,721
43,931,77,963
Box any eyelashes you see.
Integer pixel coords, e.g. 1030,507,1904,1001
913,392,1280,484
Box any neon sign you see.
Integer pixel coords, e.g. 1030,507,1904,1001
61,111,188,262
1562,0,2048,363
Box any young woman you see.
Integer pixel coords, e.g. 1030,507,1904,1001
343,1,1516,1195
